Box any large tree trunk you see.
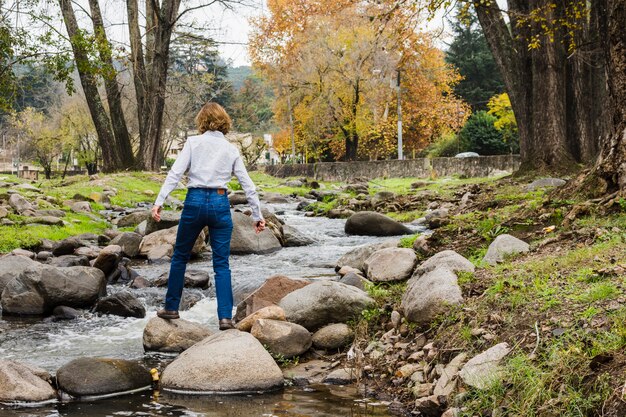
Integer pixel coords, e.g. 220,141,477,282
59,0,121,172
88,0,135,169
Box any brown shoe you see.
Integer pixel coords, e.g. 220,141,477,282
219,318,234,330
157,309,179,320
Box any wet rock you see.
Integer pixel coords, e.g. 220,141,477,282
414,250,475,278
56,358,151,398
401,267,463,325
48,255,90,267
8,193,33,213
483,234,530,265
282,359,333,385
234,275,310,322
312,323,354,350
93,245,122,276
52,237,84,256
0,360,56,403
70,201,91,213
363,247,417,282
236,305,286,332
116,211,150,228
154,269,210,289
345,211,412,236
459,343,511,389
251,319,312,358
145,211,180,235
138,225,206,262
338,272,371,291
282,224,315,247
231,212,282,255
143,317,211,352
51,305,81,320
109,232,143,258
327,208,355,219
278,281,375,331
335,240,398,272
94,291,146,318
161,330,284,394
179,292,203,310
130,276,153,289
323,367,360,385
527,178,566,191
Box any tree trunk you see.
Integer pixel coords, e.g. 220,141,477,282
88,0,135,169
59,0,121,172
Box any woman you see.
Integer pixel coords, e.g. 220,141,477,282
151,102,265,330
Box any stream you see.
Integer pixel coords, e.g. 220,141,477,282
0,202,424,417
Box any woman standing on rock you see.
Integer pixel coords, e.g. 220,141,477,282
151,102,265,330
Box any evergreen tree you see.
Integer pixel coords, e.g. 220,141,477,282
445,7,504,111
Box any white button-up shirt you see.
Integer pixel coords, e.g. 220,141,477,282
155,131,263,221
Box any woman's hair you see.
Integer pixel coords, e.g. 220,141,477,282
195,102,232,135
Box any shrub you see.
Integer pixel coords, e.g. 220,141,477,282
426,132,467,157
458,111,510,155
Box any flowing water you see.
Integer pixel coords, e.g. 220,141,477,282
0,202,424,417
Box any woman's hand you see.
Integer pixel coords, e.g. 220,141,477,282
255,219,266,234
151,205,162,222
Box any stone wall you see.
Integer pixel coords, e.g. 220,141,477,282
263,155,521,181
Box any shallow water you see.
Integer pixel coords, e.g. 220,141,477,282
0,202,423,416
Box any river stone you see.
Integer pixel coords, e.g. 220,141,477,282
109,232,143,258
527,177,566,191
363,247,417,282
56,358,151,398
154,270,210,289
230,212,282,255
282,224,315,247
52,305,81,320
425,208,450,229
70,201,91,213
36,251,52,261
229,191,248,206
145,211,181,235
22,216,64,226
344,211,412,236
0,256,39,296
338,272,371,291
52,237,84,256
278,281,375,331
236,305,286,332
8,193,32,213
251,319,312,358
10,248,35,259
1,265,106,315
161,330,284,394
413,250,475,278
93,245,122,276
74,246,101,259
401,267,463,325
143,317,212,352
335,240,398,272
0,360,56,403
459,343,511,389
34,209,66,218
323,367,360,385
95,291,146,318
483,234,530,265
262,192,290,204
138,225,206,261
48,254,90,267
116,211,150,228
312,323,354,350
234,275,310,322
134,220,147,236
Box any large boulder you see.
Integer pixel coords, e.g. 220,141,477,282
278,281,375,331
143,317,211,352
251,319,312,358
363,247,417,282
109,232,143,258
0,360,56,403
8,193,33,213
1,265,106,315
160,330,284,394
56,358,151,398
459,343,511,389
312,323,354,350
154,270,210,289
413,250,475,278
234,275,310,322
344,211,412,236
145,211,181,235
401,267,463,325
230,212,282,255
0,255,38,295
94,291,146,318
335,240,398,273
93,245,122,276
236,305,286,332
116,211,150,228
526,178,566,191
282,224,315,247
47,255,90,267
138,225,206,261
483,234,530,265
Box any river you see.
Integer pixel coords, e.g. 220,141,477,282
0,202,423,416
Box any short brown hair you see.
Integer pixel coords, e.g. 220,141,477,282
195,102,232,134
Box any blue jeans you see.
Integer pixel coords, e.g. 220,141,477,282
164,188,234,319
